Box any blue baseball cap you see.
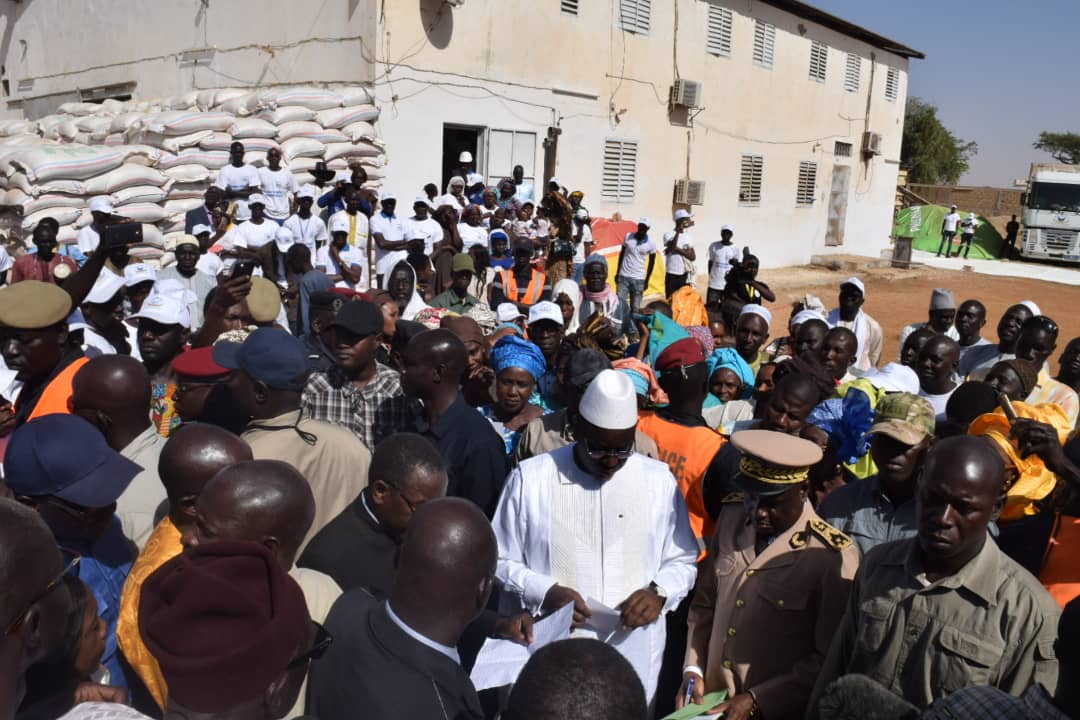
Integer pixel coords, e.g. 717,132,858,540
4,414,139,507
212,327,310,392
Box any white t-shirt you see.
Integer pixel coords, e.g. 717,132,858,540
942,212,961,233
618,233,657,281
458,223,488,251
257,167,298,220
573,224,592,264
328,210,370,255
663,230,693,275
196,252,224,278
215,164,262,214
707,241,740,289
405,216,444,255
315,243,369,291
919,386,957,422
76,226,101,254
283,213,329,254
371,212,408,278
228,219,278,250
960,217,978,235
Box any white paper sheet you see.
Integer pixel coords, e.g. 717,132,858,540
582,597,653,695
469,603,574,691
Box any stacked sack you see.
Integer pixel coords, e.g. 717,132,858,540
0,85,385,265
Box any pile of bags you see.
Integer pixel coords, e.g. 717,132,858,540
0,85,385,264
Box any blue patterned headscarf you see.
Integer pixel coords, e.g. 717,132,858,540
805,386,875,464
491,335,547,382
706,348,755,400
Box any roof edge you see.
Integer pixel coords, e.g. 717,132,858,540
758,0,926,60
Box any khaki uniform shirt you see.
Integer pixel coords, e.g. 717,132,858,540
512,408,659,464
685,499,859,720
243,409,371,554
810,535,1060,715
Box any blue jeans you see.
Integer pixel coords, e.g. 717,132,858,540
616,276,646,313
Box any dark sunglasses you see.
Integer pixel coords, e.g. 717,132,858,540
18,495,104,523
583,439,634,461
5,555,80,635
287,621,333,669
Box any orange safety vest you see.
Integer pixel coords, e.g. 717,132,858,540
18,357,89,422
637,411,726,553
1040,513,1080,608
499,267,547,306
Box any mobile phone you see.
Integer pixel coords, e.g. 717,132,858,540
999,393,1018,423
103,222,142,249
230,258,257,280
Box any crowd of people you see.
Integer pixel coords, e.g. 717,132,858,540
1,154,1080,720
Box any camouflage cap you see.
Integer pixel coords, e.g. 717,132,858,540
867,392,935,445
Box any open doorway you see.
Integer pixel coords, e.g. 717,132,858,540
442,125,483,191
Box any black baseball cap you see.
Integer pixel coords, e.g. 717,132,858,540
331,300,384,337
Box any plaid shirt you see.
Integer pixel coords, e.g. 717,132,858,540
922,683,1068,720
301,362,414,451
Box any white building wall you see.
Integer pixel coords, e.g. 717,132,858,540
375,0,913,268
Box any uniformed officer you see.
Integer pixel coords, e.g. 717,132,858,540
679,429,860,720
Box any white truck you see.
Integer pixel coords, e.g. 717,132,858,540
1021,163,1080,261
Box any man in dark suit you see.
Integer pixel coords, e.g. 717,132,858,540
306,497,496,720
297,432,448,595
185,186,224,234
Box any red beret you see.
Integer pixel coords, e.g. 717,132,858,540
655,337,707,373
139,541,310,713
171,346,229,378
330,287,359,300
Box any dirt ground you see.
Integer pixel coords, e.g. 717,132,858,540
710,262,1080,372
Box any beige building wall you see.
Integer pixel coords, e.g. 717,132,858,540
0,0,376,116
375,0,914,268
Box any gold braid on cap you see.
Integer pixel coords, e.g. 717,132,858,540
738,455,809,485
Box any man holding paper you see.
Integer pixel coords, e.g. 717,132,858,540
493,369,699,703
680,430,860,720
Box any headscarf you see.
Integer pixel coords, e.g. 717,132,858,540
686,326,715,355
413,306,450,329
491,335,547,383
646,311,690,367
391,261,429,321
706,348,754,400
969,402,1071,520
613,357,668,405
996,358,1039,397
441,314,486,348
804,387,875,465
553,279,582,334
465,304,498,334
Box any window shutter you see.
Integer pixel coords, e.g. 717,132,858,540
833,141,853,158
706,4,733,57
620,0,651,35
885,67,899,101
601,140,638,202
752,21,776,68
796,161,818,205
844,54,861,92
808,41,828,82
561,0,579,14
738,155,763,204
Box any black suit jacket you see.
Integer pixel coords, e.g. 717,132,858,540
297,492,399,597
307,591,483,720
185,205,213,234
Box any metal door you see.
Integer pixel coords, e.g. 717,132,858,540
825,165,851,247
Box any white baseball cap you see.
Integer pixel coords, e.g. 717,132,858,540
89,196,116,215
296,185,316,200
247,193,269,207
85,270,125,305
274,225,295,253
466,173,484,187
549,177,561,186
674,209,692,221
862,363,920,395
579,369,638,431
381,192,397,202
841,276,866,296
637,217,651,228
739,304,772,326
192,224,213,237
721,224,734,233
528,300,564,327
329,216,350,234
123,263,157,287
130,280,197,329
414,194,434,209
496,302,525,323
458,151,473,163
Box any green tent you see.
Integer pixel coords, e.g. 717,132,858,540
893,204,1003,260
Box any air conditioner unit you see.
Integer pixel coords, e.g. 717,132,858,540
861,131,883,157
670,79,702,109
674,179,706,205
